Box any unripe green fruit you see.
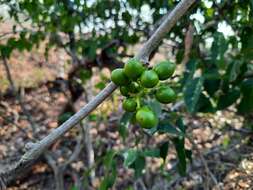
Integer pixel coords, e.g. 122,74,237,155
140,70,159,88
153,61,176,80
124,59,145,80
136,106,158,129
155,86,176,104
111,68,130,86
123,98,137,112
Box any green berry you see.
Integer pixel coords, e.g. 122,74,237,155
124,59,145,80
155,86,176,104
111,68,130,86
153,61,176,80
140,70,159,88
136,106,158,129
123,98,137,112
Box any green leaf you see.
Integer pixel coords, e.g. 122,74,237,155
196,93,215,113
95,81,106,90
88,114,98,121
211,32,228,69
217,88,240,110
142,148,160,158
184,77,204,113
176,49,184,64
123,149,138,167
182,59,198,86
129,155,145,178
203,68,221,96
58,112,73,125
227,60,244,82
104,150,117,169
120,112,134,126
185,149,192,163
70,186,78,190
204,78,221,96
118,112,134,141
176,117,186,134
128,0,141,8
122,11,132,24
237,79,253,113
118,124,128,142
157,122,183,136
241,27,253,60
99,161,117,190
159,141,169,161
145,126,158,135
100,150,117,190
145,99,162,118
0,45,12,58
79,69,92,83
173,137,187,176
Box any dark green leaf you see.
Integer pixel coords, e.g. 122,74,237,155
173,137,187,176
157,122,183,136
142,148,160,158
159,141,169,161
184,77,204,113
145,126,158,135
182,59,198,86
122,11,132,24
241,27,253,60
118,112,134,141
185,149,192,163
79,69,92,83
227,60,244,82
237,79,253,113
211,32,228,69
176,117,186,134
118,124,128,142
120,112,134,126
203,68,221,96
129,155,145,178
146,99,162,117
196,93,215,113
58,112,73,125
217,88,240,110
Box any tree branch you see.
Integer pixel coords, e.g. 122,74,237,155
0,0,196,188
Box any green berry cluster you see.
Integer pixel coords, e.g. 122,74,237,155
111,59,176,129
